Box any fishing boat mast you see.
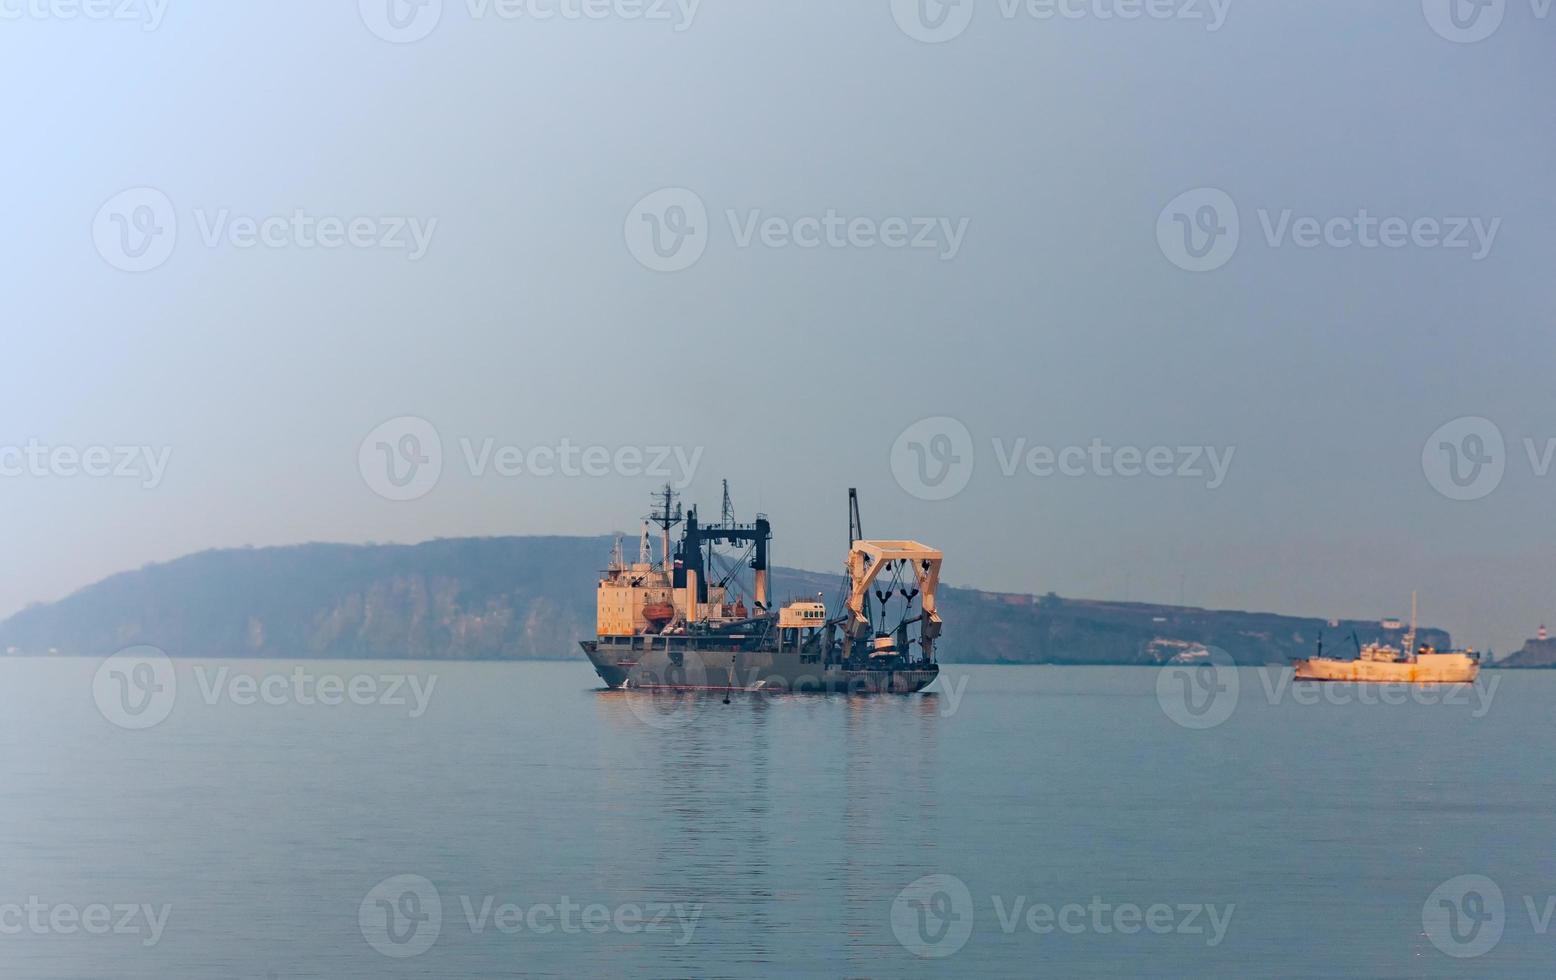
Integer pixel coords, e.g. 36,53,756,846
1404,591,1419,663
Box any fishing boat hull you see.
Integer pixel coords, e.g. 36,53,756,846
1291,653,1478,684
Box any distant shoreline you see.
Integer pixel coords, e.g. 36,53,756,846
2,652,1542,669
0,536,1498,669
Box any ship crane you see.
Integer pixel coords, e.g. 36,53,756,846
840,488,943,664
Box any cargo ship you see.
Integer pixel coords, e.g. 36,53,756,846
1292,593,1479,683
579,485,942,694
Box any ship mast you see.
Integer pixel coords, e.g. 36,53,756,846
848,487,863,545
647,484,682,571
1405,591,1418,662
849,488,869,627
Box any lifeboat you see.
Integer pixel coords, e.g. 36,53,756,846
642,601,675,628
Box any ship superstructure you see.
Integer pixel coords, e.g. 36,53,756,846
579,486,942,694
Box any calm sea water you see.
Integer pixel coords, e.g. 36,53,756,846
0,658,1550,978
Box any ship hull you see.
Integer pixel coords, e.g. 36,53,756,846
580,641,938,694
1291,655,1478,684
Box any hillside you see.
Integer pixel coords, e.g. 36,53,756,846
1498,636,1556,668
0,537,1450,665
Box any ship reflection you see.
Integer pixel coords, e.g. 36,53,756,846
589,685,943,971
839,692,944,969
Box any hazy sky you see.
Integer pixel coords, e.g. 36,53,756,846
2,1,1551,653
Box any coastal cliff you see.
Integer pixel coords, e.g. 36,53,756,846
1498,637,1556,668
